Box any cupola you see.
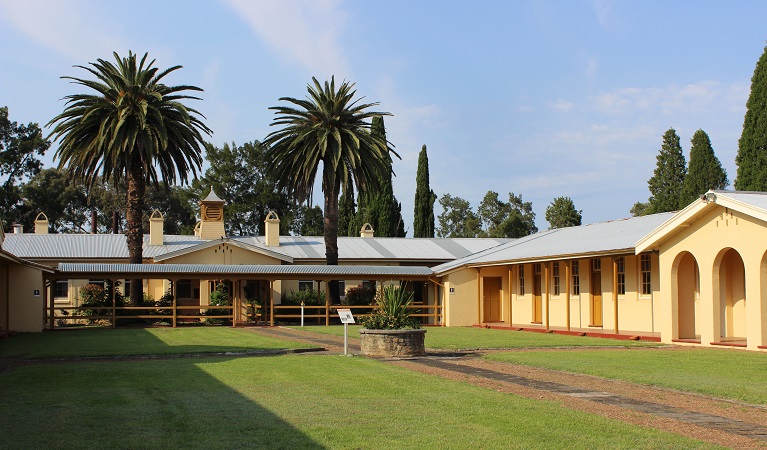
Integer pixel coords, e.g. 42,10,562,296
199,187,226,240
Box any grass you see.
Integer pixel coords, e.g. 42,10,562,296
0,327,311,358
485,347,767,405
288,325,659,349
0,354,719,449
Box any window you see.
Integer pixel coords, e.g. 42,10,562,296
534,263,541,275
616,257,625,295
592,258,601,271
53,280,68,298
338,280,346,298
298,281,314,292
177,280,192,299
88,279,105,289
552,262,560,296
641,254,652,295
411,281,425,303
571,261,580,296
518,265,525,296
123,279,131,297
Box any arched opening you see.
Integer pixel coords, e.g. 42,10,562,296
674,252,699,340
715,248,746,343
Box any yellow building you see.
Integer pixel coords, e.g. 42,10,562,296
5,189,767,351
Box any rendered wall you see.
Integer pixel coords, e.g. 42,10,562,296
8,264,44,332
657,205,767,349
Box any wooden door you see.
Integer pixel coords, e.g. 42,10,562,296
590,271,603,326
532,271,542,323
483,277,502,322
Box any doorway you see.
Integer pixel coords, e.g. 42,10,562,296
483,277,502,322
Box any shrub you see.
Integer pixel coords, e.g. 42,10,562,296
206,283,231,325
281,289,326,306
342,285,375,306
360,285,420,330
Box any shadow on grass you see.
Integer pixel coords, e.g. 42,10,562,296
0,327,313,359
0,328,326,449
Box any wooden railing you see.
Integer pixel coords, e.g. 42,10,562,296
47,302,442,328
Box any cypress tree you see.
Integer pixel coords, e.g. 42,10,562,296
337,190,355,237
645,128,687,214
735,45,767,191
351,116,404,237
413,145,436,237
683,129,728,202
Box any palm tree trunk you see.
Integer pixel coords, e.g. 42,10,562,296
324,177,341,304
126,158,145,306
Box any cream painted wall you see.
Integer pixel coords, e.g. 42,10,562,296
443,268,479,327
8,264,44,332
657,205,767,349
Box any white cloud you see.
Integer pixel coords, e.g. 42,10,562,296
0,0,124,61
225,0,349,77
589,80,748,117
548,99,575,112
590,0,615,28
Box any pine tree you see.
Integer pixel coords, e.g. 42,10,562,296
413,145,436,237
545,196,582,229
683,129,728,202
736,45,767,191
644,128,687,214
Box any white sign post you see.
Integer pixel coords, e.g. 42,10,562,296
337,308,355,356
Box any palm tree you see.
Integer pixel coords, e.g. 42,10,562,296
48,51,211,305
264,77,397,303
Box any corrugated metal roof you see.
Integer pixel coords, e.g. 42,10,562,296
256,236,510,261
714,190,767,211
3,232,507,263
58,263,433,277
433,212,675,275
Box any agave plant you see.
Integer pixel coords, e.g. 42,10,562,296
360,285,419,330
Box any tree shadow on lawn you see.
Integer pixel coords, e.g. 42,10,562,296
0,327,314,359
0,329,326,449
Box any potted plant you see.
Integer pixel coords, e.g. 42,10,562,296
359,285,426,357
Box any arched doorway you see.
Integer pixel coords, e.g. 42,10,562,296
715,248,746,342
674,252,699,340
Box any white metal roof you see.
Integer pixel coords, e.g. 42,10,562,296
433,212,675,275
3,232,509,264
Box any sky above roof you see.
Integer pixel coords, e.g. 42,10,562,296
1,0,765,234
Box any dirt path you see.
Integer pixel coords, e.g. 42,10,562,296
250,326,767,449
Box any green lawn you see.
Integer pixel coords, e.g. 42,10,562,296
485,347,767,405
0,327,311,358
0,354,719,449
289,325,658,349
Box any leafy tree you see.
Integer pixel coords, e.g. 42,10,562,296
736,45,767,191
501,192,538,238
476,191,537,238
683,129,728,202
264,77,396,304
436,194,481,238
545,196,582,229
192,141,294,236
413,145,436,238
16,168,89,232
48,51,210,305
291,204,324,236
144,185,197,235
477,191,510,237
0,106,50,226
636,128,687,215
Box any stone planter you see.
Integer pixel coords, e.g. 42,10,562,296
358,328,426,357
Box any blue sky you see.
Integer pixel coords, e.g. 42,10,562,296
1,0,766,234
